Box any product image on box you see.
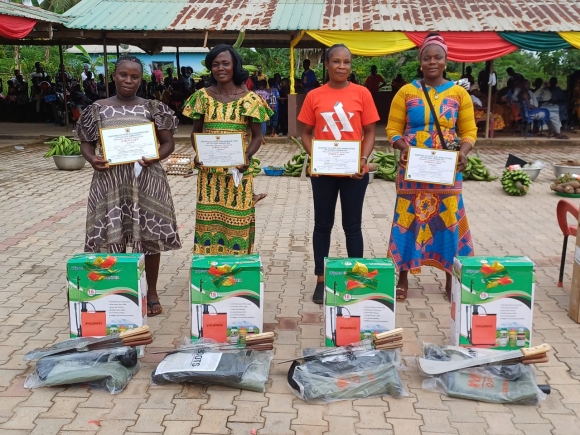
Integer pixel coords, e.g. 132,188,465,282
73,302,107,337
324,259,396,347
193,281,229,342
67,254,147,355
451,256,534,350
191,255,263,343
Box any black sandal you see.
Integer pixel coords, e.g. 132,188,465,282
147,301,163,316
313,281,324,304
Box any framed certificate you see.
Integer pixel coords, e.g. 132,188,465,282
99,122,159,165
310,140,361,176
193,133,246,167
404,147,459,185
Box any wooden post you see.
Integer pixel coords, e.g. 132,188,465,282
58,44,69,132
322,49,326,84
116,45,120,59
176,46,181,80
485,59,494,139
104,37,109,98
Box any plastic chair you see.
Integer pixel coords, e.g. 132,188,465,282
519,100,550,139
557,199,579,287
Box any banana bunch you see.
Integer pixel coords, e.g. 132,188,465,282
370,151,397,181
283,152,308,176
43,136,81,158
464,155,497,181
501,169,532,196
247,157,261,176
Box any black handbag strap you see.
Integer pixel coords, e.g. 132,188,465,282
420,79,448,150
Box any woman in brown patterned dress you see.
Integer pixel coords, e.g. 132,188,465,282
75,56,181,316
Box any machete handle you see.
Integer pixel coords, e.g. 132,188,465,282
246,331,275,342
119,325,150,338
521,343,551,357
375,328,404,340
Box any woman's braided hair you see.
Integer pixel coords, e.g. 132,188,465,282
114,55,144,73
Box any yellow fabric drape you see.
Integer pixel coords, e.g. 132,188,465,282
290,31,305,95
305,31,417,56
559,32,580,49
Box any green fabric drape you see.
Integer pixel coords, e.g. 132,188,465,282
499,32,570,51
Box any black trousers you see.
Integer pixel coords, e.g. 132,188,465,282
310,174,369,275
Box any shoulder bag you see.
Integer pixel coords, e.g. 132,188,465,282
420,80,460,151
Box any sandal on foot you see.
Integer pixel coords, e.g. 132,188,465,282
253,193,267,205
147,301,163,317
313,281,324,304
396,287,408,301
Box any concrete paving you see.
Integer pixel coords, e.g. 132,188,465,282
1,138,580,434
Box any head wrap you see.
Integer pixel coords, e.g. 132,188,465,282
419,34,448,57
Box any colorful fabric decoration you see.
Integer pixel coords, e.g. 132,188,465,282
0,14,36,39
405,32,518,62
499,32,570,51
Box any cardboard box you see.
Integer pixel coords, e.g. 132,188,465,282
450,256,534,350
190,255,263,343
324,258,396,347
569,239,580,322
67,253,147,355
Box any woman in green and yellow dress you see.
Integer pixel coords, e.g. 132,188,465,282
183,45,272,255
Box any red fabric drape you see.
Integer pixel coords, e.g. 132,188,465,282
0,14,37,39
405,32,518,62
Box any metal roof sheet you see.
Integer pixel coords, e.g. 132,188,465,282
63,0,580,32
0,0,70,24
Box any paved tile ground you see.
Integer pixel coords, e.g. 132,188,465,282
1,138,580,434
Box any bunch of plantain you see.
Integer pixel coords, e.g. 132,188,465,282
370,151,398,181
501,169,532,196
43,136,81,157
464,155,497,181
283,152,308,176
284,136,308,176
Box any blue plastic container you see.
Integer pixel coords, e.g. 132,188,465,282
263,166,284,176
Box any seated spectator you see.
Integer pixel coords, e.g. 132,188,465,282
348,72,359,84
469,84,505,131
506,67,525,83
548,77,568,126
513,79,567,139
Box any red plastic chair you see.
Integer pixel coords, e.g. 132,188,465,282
557,199,579,287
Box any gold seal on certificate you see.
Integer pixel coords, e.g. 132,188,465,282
193,133,245,167
99,122,159,165
404,147,459,185
310,140,361,176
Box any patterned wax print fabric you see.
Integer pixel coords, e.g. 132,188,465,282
386,80,478,274
74,100,182,254
182,88,273,255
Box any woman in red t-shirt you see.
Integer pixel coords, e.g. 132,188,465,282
298,44,380,304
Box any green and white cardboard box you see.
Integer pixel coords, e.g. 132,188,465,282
66,253,147,356
450,256,534,350
324,258,396,347
190,255,263,343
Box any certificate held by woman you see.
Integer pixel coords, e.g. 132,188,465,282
193,132,246,167
310,139,361,175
